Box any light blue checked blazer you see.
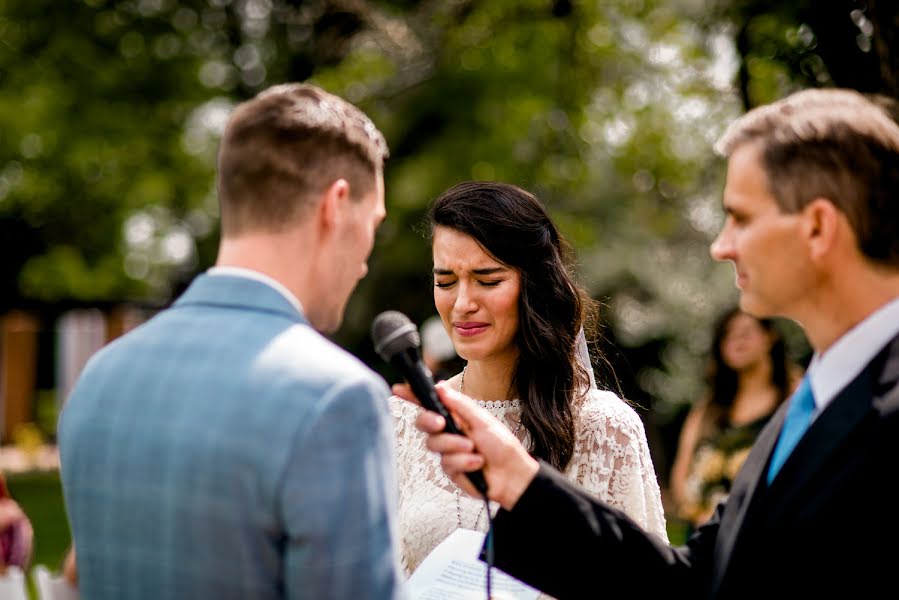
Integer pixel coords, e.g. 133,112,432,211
58,274,405,599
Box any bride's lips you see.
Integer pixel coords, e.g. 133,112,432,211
453,322,488,337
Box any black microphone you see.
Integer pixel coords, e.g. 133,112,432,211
371,310,488,496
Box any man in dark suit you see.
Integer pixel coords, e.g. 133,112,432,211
401,87,899,599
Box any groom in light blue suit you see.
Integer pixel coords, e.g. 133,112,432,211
58,83,405,599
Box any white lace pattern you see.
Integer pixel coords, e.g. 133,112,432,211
389,389,669,579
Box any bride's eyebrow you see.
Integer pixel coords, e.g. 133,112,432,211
472,268,506,275
432,267,506,275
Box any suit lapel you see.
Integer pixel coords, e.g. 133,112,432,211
770,335,899,505
875,335,899,398
709,403,786,592
762,364,874,515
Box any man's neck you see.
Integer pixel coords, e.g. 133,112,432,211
215,232,318,311
797,268,899,354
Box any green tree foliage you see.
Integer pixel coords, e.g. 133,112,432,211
702,0,899,107
311,0,746,418
4,0,891,432
0,0,222,304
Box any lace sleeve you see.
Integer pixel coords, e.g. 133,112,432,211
388,395,417,576
565,390,669,542
388,395,410,493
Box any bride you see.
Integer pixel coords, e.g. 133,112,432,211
390,181,668,578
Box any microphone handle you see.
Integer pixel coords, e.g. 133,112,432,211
392,351,489,496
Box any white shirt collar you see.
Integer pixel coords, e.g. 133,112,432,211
206,266,304,316
806,296,899,412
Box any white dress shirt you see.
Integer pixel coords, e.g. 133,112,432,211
207,266,304,316
806,296,899,415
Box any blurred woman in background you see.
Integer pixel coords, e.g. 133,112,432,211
669,307,803,528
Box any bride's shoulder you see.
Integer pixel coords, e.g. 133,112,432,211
578,389,645,431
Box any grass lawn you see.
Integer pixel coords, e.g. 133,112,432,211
5,470,70,573
666,516,692,546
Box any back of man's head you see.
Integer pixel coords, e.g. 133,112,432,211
216,83,389,237
715,88,899,267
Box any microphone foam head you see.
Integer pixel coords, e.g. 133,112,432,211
371,310,420,360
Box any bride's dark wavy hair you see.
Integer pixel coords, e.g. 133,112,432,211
427,181,600,470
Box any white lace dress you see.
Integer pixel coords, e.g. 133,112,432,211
389,389,669,578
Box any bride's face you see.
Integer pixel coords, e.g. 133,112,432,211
431,226,521,364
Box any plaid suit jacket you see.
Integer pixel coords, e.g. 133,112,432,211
59,274,405,599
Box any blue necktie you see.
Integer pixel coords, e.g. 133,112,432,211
767,376,816,484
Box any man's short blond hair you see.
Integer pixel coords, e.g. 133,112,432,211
216,83,389,236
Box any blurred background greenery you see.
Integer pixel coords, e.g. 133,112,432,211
7,471,69,571
0,0,896,556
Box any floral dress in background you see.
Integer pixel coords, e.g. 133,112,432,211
681,414,772,525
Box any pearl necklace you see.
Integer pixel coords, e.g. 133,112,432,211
456,364,487,530
454,365,522,530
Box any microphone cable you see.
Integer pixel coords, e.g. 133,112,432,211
482,492,494,600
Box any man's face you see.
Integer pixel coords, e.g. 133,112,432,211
318,172,386,333
710,144,813,319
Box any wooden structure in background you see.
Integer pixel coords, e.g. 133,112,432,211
0,305,151,444
0,311,39,441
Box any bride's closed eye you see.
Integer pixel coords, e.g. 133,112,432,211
434,279,503,288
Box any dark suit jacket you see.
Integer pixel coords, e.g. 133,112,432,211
488,332,899,599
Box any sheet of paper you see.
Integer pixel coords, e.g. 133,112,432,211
406,528,541,600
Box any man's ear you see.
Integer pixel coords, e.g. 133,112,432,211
802,198,845,261
318,178,351,232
